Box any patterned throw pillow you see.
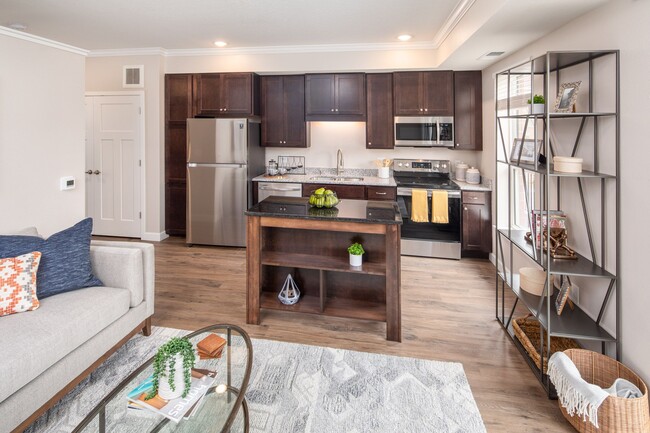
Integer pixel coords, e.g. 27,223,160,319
0,252,42,317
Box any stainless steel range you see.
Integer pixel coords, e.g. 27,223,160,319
393,159,461,260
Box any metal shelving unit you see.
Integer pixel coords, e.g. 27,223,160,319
494,50,619,396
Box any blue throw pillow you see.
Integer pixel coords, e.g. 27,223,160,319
0,218,103,298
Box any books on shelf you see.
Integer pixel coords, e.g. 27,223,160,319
127,368,217,423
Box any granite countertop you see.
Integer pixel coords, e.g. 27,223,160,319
253,168,397,187
246,196,402,225
452,180,492,192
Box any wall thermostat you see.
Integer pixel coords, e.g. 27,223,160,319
60,176,76,191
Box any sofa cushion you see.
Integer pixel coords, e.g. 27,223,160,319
0,286,130,402
0,218,103,299
0,227,40,237
0,252,42,317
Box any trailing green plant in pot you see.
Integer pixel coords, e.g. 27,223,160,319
146,337,196,401
348,242,365,267
527,94,545,114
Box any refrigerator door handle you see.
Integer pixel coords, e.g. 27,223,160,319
187,163,246,168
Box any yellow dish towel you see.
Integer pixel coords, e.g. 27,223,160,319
431,190,449,224
411,189,429,223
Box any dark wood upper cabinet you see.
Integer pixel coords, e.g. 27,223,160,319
193,73,259,116
305,73,366,121
261,75,307,147
366,73,394,149
393,71,453,116
454,71,483,150
164,74,194,236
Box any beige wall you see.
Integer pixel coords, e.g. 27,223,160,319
85,55,166,239
481,0,650,381
0,35,86,236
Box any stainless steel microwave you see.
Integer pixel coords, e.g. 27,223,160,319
394,116,454,148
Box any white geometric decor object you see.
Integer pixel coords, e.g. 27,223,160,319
278,274,301,305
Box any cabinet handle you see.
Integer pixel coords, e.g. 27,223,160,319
464,207,468,211
456,143,460,147
419,108,423,112
331,108,334,112
472,197,478,200
424,108,428,111
219,108,223,112
375,192,387,195
93,170,101,175
368,142,372,146
335,108,339,112
85,170,93,175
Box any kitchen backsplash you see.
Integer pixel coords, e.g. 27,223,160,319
264,121,482,171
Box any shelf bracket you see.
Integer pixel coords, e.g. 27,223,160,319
571,117,587,157
597,279,616,325
577,178,597,263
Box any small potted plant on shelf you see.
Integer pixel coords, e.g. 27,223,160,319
527,94,545,114
146,337,196,401
348,242,365,267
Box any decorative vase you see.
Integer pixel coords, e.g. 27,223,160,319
278,274,301,305
157,354,187,400
349,253,362,267
531,103,545,114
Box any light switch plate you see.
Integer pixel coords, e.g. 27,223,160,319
60,176,76,191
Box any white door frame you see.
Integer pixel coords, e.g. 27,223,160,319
85,90,146,239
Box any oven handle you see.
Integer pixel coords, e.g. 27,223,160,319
397,187,461,198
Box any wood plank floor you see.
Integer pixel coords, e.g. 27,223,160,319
120,236,573,432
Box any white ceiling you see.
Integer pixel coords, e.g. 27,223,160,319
1,0,610,68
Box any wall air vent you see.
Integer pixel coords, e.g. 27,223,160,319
485,51,505,57
123,65,144,88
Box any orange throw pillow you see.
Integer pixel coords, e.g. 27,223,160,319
0,252,42,317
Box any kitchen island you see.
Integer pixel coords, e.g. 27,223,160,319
245,196,402,341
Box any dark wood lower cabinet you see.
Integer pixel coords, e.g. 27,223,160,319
302,184,366,199
461,191,492,258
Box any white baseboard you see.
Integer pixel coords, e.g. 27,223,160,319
141,231,169,242
489,253,496,267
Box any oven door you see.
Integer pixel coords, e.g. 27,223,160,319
396,188,461,259
394,116,437,147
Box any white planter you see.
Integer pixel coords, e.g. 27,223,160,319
157,354,188,400
349,253,363,267
531,103,545,114
377,167,390,179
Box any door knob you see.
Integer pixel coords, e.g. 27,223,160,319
85,170,93,175
93,170,101,175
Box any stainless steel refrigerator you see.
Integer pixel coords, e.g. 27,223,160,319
186,118,264,247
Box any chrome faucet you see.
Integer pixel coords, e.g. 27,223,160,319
336,149,344,176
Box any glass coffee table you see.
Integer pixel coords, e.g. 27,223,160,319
73,324,253,433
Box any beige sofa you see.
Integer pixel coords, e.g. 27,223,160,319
0,240,155,433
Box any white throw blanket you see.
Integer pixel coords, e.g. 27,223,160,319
548,352,609,427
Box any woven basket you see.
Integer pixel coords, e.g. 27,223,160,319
513,315,580,373
559,349,650,433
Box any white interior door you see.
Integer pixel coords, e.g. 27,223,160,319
85,95,142,237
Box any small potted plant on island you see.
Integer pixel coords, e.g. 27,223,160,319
146,337,196,401
348,242,365,267
528,94,545,114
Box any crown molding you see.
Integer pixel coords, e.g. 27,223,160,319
431,0,477,48
88,41,436,58
0,26,88,56
87,47,167,57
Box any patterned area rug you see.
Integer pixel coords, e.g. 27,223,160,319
27,327,486,433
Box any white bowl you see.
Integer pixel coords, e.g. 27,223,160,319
519,267,547,296
553,156,583,173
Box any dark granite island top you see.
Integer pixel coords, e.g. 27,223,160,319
245,196,402,341
245,196,403,225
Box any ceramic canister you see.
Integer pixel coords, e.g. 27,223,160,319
455,163,468,181
465,167,481,184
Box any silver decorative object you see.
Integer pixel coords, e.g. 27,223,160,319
278,274,301,305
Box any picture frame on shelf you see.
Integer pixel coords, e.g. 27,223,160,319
510,138,542,164
555,278,573,315
554,81,581,113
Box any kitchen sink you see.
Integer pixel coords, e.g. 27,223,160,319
309,176,364,182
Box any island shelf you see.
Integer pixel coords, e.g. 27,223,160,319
246,197,402,341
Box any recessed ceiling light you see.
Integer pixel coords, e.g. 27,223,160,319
397,34,412,42
214,41,227,48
